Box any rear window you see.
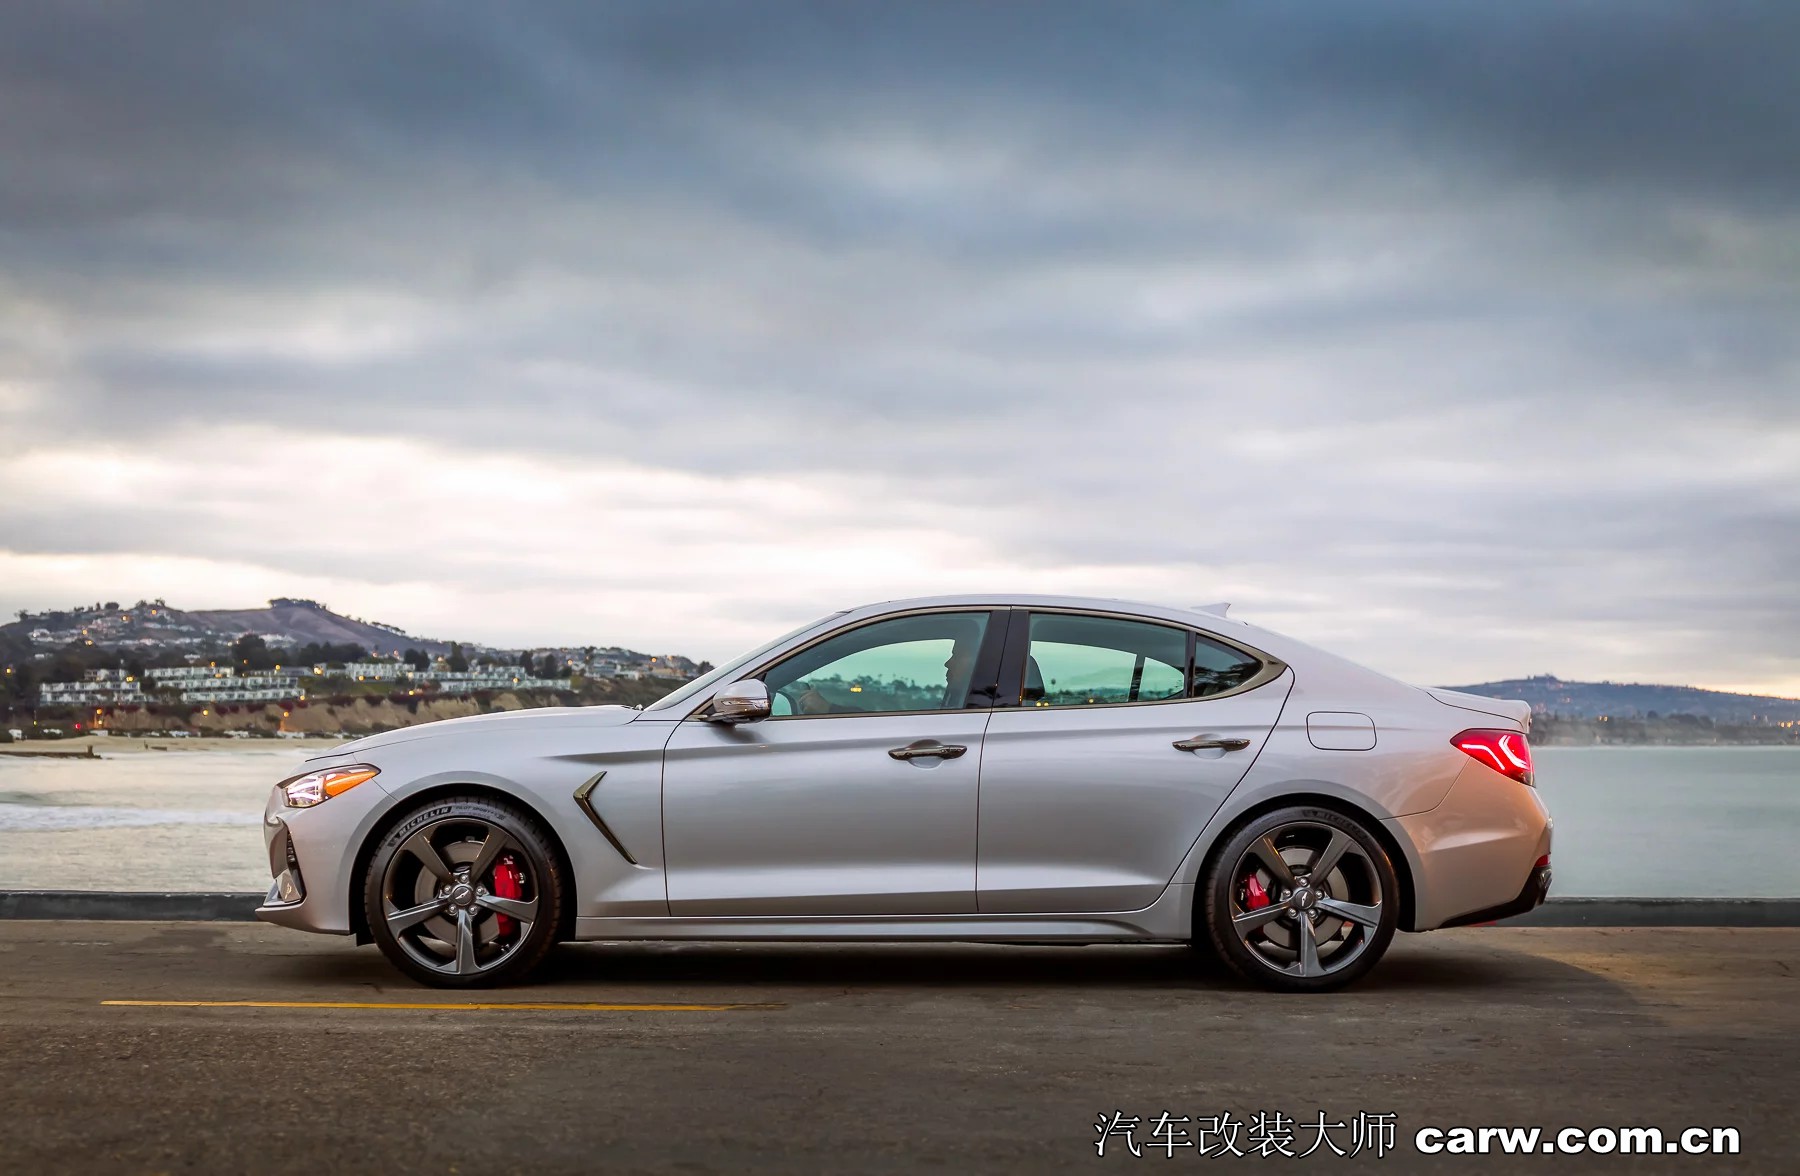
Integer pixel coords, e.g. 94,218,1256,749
1022,613,1265,706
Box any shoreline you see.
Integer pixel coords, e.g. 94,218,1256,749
0,735,348,757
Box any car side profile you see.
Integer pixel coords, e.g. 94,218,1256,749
257,595,1553,992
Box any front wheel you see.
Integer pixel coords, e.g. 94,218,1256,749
1200,806,1398,992
363,795,564,987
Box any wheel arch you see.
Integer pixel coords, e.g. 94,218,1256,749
1192,791,1418,935
348,782,578,945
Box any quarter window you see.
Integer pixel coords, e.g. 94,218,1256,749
762,612,993,717
1192,633,1264,698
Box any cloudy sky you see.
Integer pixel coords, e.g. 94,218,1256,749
2,2,1796,692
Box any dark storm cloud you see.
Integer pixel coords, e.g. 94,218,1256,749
1,1,1797,685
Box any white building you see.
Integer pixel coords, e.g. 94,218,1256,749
181,688,301,703
177,674,305,703
181,674,298,691
423,668,567,695
147,666,232,682
324,662,411,682
38,671,148,706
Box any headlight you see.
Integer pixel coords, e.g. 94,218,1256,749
280,764,380,808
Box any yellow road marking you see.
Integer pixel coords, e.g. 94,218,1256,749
102,999,782,1012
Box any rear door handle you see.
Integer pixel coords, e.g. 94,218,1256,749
888,741,968,761
1173,736,1251,752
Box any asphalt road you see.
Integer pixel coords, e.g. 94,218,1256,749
0,922,1795,1174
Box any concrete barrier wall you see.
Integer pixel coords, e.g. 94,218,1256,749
1,891,1797,926
0,892,265,921
1503,897,1800,927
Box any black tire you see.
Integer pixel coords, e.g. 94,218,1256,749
1201,805,1399,993
363,794,565,988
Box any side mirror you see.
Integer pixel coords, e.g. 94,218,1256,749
707,679,771,724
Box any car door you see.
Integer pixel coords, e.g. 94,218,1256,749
661,609,1005,916
976,609,1292,914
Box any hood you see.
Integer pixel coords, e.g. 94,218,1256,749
1423,687,1533,730
320,705,642,759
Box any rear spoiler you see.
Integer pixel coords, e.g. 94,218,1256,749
1423,687,1533,732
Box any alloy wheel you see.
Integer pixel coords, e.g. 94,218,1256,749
379,815,542,978
1226,819,1385,979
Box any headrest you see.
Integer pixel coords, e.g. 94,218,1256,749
1022,655,1045,702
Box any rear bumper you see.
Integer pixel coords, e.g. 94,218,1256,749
1439,861,1553,928
1387,760,1554,931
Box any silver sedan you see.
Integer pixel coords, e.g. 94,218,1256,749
257,595,1553,992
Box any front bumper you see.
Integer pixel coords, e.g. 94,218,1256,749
263,816,306,907
254,780,367,935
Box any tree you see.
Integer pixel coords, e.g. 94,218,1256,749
696,661,715,675
1,664,32,703
448,643,469,673
232,633,276,671
403,648,429,671
519,651,535,676
289,640,367,667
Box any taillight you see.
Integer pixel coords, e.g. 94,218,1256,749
1452,728,1535,786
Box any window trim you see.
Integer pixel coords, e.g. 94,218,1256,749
998,607,1287,712
684,606,1010,722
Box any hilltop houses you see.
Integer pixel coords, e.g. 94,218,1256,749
9,597,705,723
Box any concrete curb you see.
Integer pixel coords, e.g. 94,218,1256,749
0,892,1797,926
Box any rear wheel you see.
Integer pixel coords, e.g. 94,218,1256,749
1201,806,1398,992
363,795,564,988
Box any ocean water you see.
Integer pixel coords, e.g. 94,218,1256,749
0,745,1795,896
0,748,307,892
1532,747,1800,897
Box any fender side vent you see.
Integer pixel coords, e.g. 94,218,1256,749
573,771,639,865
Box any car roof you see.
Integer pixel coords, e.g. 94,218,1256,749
850,593,1237,624
839,593,1413,696
838,594,1275,646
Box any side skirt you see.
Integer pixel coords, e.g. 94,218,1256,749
573,884,1195,942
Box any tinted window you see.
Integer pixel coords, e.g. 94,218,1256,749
1025,614,1188,707
763,612,992,717
1022,614,1267,706
1192,633,1264,698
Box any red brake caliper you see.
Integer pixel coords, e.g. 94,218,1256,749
1243,874,1271,910
492,854,525,938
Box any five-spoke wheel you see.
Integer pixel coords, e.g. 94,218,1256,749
364,796,563,987
1202,806,1399,992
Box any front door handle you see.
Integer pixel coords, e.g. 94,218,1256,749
888,741,968,761
1173,736,1251,752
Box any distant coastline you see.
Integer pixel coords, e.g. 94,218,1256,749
6,598,1799,747
1530,714,1799,747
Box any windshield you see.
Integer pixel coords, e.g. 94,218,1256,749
643,610,850,714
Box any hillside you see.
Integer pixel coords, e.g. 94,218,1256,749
2,597,453,658
184,601,453,656
1444,675,1800,725
2,597,700,685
